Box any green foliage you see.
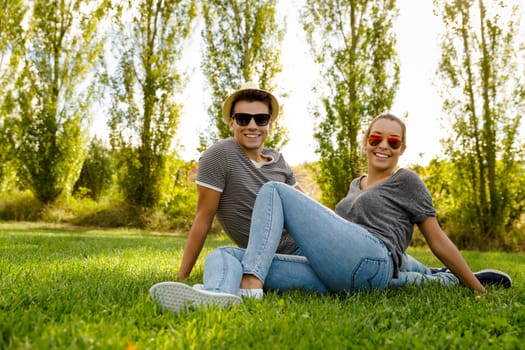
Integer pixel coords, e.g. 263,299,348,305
0,118,19,194
73,137,113,200
200,0,288,150
0,160,18,195
434,0,525,248
292,162,322,201
0,190,42,221
13,0,106,204
69,198,144,228
0,158,199,232
302,0,400,207
412,158,525,251
0,225,523,349
0,0,26,193
0,0,25,90
107,0,196,208
161,158,198,230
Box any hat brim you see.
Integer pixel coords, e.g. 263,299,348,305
222,87,279,123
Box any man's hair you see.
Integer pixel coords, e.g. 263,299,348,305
230,90,273,118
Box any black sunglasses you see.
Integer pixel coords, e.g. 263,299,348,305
232,113,271,126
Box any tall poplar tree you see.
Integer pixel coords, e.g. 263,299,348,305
107,0,196,207
434,0,525,248
0,0,26,191
14,0,106,203
201,0,287,149
302,0,400,207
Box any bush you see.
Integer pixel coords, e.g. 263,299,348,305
0,190,42,221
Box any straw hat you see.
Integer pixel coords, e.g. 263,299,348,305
222,82,279,122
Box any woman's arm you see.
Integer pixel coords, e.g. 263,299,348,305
418,217,486,293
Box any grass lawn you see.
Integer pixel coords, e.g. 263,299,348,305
0,223,523,349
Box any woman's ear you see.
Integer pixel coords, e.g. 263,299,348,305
399,143,407,155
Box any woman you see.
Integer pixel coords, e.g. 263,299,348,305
150,113,511,312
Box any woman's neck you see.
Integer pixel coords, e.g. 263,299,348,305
362,168,396,190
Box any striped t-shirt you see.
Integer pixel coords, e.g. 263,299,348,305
196,137,298,254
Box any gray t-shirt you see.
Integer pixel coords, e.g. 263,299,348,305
196,137,298,254
335,168,436,276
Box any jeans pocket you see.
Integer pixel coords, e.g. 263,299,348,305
352,257,389,291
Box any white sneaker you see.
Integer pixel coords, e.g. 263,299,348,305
193,284,263,299
239,288,264,300
149,282,242,313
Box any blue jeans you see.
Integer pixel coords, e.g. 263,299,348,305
389,253,458,287
203,182,458,294
204,247,329,295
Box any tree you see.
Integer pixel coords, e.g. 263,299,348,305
13,0,106,204
302,0,400,207
73,137,113,200
0,0,26,191
200,0,287,149
107,0,196,207
434,0,525,249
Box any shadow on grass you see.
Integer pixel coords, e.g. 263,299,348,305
0,224,232,263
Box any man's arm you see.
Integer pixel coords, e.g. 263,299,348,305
177,185,221,280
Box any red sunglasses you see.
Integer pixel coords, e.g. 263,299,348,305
367,133,403,150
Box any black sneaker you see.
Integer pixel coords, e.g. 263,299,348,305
474,269,512,288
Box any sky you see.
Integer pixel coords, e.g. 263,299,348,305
174,0,445,167
107,0,523,167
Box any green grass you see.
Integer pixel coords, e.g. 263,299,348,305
0,223,523,349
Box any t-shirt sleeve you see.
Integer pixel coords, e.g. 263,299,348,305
275,152,297,186
402,170,436,224
284,161,297,186
196,145,228,193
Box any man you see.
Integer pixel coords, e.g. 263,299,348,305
177,82,304,280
